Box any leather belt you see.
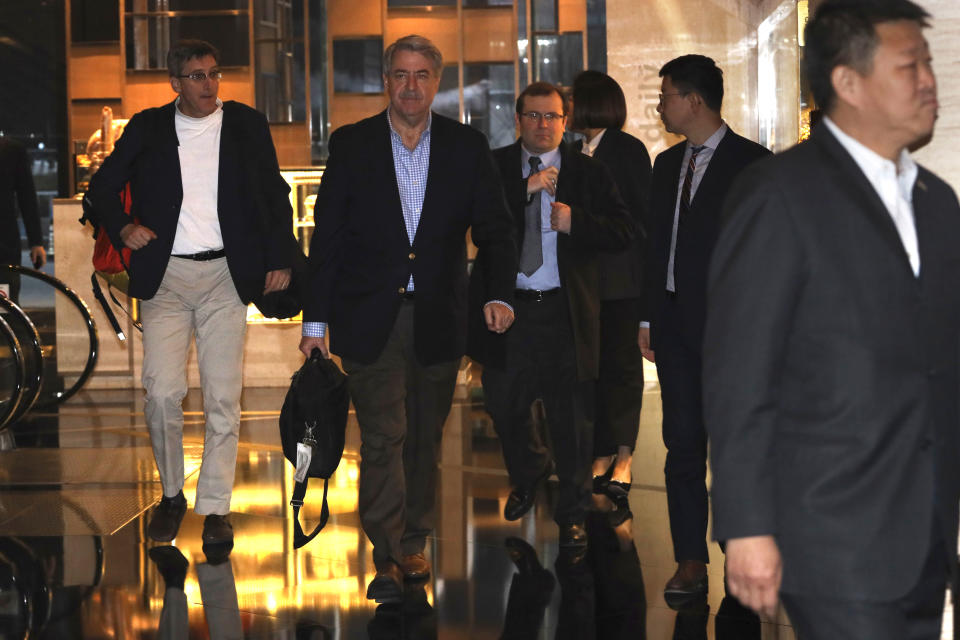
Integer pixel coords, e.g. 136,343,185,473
171,249,226,261
514,288,561,302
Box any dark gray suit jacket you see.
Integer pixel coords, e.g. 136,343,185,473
704,125,960,600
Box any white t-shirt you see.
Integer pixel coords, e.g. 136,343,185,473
171,99,224,254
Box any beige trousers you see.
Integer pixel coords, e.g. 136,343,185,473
141,256,247,515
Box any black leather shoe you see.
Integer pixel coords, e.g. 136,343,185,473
504,461,554,521
148,545,188,589
147,491,188,542
505,536,544,575
558,522,588,549
366,562,404,604
201,514,234,544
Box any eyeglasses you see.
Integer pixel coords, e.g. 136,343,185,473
658,92,685,103
177,70,223,82
520,111,565,123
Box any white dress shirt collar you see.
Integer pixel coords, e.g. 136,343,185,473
582,129,607,157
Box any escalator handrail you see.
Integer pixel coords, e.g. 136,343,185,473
1,265,99,407
0,314,25,431
0,296,43,422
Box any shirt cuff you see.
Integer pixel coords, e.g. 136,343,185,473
302,321,327,338
639,321,650,329
484,300,514,314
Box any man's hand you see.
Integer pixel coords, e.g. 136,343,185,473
29,246,46,269
638,326,655,362
264,268,292,294
119,223,157,250
299,335,329,359
725,535,782,619
527,166,559,197
550,202,571,234
483,302,515,334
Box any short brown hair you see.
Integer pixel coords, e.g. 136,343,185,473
516,82,566,116
571,71,626,130
166,39,220,77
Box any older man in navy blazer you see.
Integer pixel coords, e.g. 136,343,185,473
300,35,517,604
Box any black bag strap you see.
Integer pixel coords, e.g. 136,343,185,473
290,476,330,549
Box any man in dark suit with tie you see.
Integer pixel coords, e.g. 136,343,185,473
638,55,770,599
704,1,960,636
0,137,47,301
469,81,633,548
299,35,518,603
88,40,296,546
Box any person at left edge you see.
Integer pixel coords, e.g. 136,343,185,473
88,39,296,546
299,35,517,604
0,137,47,302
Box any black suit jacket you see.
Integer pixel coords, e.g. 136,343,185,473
704,125,960,600
87,100,296,302
468,140,634,380
643,128,770,347
0,138,43,265
591,129,652,300
303,110,518,366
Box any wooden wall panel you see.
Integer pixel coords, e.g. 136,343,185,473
270,123,312,166
329,94,388,132
328,0,383,36
463,8,514,62
385,11,460,63
558,0,586,33
70,44,123,99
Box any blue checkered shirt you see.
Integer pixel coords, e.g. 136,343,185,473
303,109,431,339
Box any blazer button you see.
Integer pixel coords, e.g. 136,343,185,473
408,252,416,260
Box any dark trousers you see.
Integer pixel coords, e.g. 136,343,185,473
654,295,709,563
781,524,949,640
595,296,644,456
482,293,594,525
341,301,460,571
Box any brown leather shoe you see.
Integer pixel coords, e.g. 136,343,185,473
366,562,403,604
664,559,708,606
399,552,431,581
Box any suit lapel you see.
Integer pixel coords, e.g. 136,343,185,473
912,172,933,283
161,101,184,202
689,129,734,210
374,111,408,246
814,126,917,278
218,102,240,218
417,113,451,249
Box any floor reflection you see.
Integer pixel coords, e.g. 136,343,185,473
0,366,802,639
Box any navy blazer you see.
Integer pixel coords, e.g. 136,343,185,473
88,100,296,303
643,128,770,348
468,140,634,380
304,110,518,366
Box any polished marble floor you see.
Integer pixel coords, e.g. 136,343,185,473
0,359,938,639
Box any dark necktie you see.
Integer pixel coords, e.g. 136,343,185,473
679,145,705,217
519,156,543,277
672,145,705,292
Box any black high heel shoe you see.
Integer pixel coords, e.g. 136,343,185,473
592,461,614,495
603,478,632,510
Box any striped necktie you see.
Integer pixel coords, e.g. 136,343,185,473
679,145,705,217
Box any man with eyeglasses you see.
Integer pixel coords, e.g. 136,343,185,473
88,39,297,546
638,55,769,602
299,34,518,603
468,81,633,549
